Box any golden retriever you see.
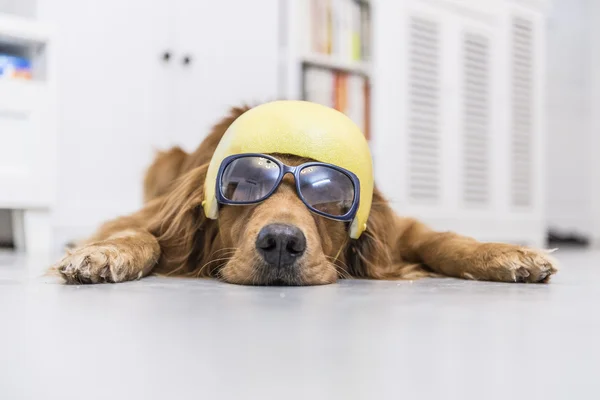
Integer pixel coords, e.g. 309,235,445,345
53,105,558,285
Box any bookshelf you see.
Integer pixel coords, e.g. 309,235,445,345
279,0,372,140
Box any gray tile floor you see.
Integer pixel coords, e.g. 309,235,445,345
1,248,599,400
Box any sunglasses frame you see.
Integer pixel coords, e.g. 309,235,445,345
215,153,361,222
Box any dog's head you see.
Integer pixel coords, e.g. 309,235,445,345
216,154,349,285
150,154,395,286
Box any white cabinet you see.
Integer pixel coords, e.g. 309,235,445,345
0,81,52,207
371,0,549,246
170,0,279,151
0,13,55,252
34,0,280,248
34,0,173,246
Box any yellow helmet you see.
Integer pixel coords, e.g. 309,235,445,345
203,100,373,239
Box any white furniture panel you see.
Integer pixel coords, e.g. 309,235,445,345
172,0,280,151
357,0,548,246
0,12,55,252
37,0,174,240
0,81,51,207
591,1,600,246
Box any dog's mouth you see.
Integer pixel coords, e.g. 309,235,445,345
217,257,339,286
251,265,305,286
263,278,296,286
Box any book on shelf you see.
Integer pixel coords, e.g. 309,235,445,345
303,66,371,140
309,0,371,62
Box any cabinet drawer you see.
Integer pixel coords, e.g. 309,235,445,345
0,80,54,208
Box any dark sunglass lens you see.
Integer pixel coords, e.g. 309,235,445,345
299,166,355,217
221,157,280,202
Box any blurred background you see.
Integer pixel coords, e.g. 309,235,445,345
0,0,597,254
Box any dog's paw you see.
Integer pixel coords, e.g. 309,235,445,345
465,244,559,283
53,245,139,284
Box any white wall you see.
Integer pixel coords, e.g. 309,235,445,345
545,0,593,235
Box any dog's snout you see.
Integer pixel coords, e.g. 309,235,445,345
256,223,306,267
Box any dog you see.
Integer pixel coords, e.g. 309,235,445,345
53,105,558,285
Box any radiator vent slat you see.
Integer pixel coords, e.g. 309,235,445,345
408,17,441,203
462,33,491,206
511,17,535,208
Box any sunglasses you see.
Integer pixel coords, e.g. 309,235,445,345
215,153,361,221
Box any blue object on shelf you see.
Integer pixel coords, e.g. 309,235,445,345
0,54,32,79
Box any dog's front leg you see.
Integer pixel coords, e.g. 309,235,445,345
399,219,558,283
54,228,160,284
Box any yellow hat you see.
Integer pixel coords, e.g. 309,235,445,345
203,100,373,239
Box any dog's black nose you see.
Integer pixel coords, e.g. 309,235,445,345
256,224,306,267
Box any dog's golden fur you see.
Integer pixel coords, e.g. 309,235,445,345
53,105,558,285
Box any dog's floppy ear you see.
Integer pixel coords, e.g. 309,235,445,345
143,146,189,203
148,165,212,273
346,188,397,278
